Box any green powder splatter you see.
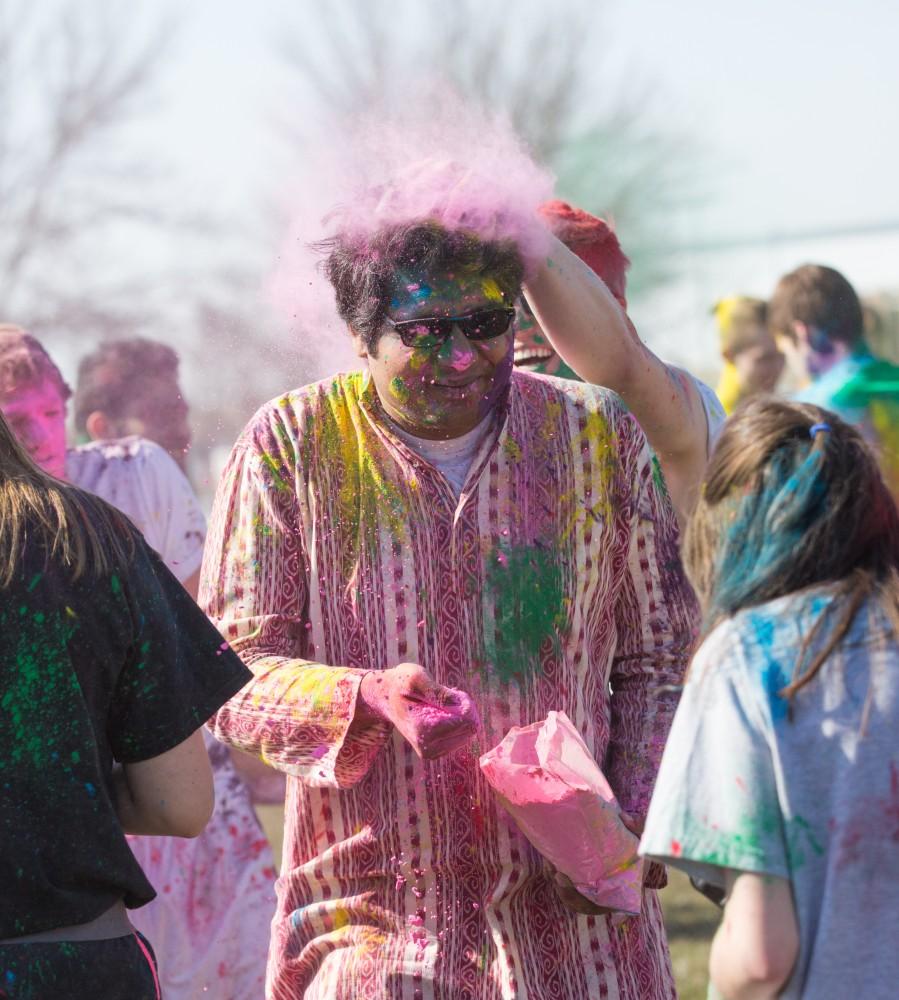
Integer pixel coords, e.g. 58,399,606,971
389,376,410,403
651,454,669,499
260,451,292,492
484,541,567,684
671,804,824,871
0,604,82,772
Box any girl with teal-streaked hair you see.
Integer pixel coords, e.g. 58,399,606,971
642,397,899,1000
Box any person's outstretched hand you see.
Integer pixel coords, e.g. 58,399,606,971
357,663,479,760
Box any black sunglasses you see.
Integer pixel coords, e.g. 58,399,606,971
384,307,516,350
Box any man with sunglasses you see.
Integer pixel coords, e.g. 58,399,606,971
202,212,695,999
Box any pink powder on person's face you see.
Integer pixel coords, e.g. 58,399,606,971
446,341,477,372
365,269,515,439
1,380,68,480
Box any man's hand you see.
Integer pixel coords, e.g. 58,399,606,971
551,868,615,916
619,810,643,837
551,810,644,915
358,663,479,760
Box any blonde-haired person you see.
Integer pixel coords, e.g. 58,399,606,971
713,297,784,414
640,397,899,999
0,410,250,999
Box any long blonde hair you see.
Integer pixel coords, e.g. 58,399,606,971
0,410,134,587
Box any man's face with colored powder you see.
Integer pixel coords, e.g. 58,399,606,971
512,298,578,380
1,378,68,479
356,268,516,440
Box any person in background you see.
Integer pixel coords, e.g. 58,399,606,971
712,296,783,413
516,200,726,523
0,326,206,596
0,324,277,1000
69,325,288,791
73,337,193,473
640,397,899,999
0,409,251,1000
513,201,631,380
769,263,899,494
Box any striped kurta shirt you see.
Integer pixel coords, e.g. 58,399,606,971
201,370,698,1000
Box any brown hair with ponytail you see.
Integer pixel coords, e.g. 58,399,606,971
684,395,899,712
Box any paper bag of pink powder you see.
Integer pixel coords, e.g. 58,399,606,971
479,711,644,915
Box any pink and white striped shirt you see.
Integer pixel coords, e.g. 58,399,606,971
201,370,697,1000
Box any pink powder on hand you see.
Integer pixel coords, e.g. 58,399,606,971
410,687,478,729
480,712,644,915
406,685,480,759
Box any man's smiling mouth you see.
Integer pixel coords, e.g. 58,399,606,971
513,346,555,368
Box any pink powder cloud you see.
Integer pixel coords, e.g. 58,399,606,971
269,87,555,354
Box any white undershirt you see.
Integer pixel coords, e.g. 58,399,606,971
388,413,495,497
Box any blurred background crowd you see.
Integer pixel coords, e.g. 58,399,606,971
3,0,897,508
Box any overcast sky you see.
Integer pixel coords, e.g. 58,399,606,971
33,0,899,390
152,0,899,247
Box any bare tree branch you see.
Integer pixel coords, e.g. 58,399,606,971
0,1,177,323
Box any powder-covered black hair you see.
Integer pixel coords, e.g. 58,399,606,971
318,221,524,354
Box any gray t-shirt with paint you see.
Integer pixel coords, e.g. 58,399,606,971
640,586,899,1000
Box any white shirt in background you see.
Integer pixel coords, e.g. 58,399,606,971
66,436,206,583
674,368,727,455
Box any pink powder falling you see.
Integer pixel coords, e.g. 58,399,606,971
269,86,555,350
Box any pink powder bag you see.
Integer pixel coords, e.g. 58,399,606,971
479,711,644,915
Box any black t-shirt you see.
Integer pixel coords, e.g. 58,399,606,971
0,526,251,938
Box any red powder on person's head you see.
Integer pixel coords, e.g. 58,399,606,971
0,325,72,400
538,200,630,309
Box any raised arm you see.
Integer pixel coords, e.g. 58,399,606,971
523,235,713,519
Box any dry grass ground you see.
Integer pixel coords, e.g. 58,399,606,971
256,807,718,998
661,868,720,999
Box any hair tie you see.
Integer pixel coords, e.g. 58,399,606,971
809,422,830,438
